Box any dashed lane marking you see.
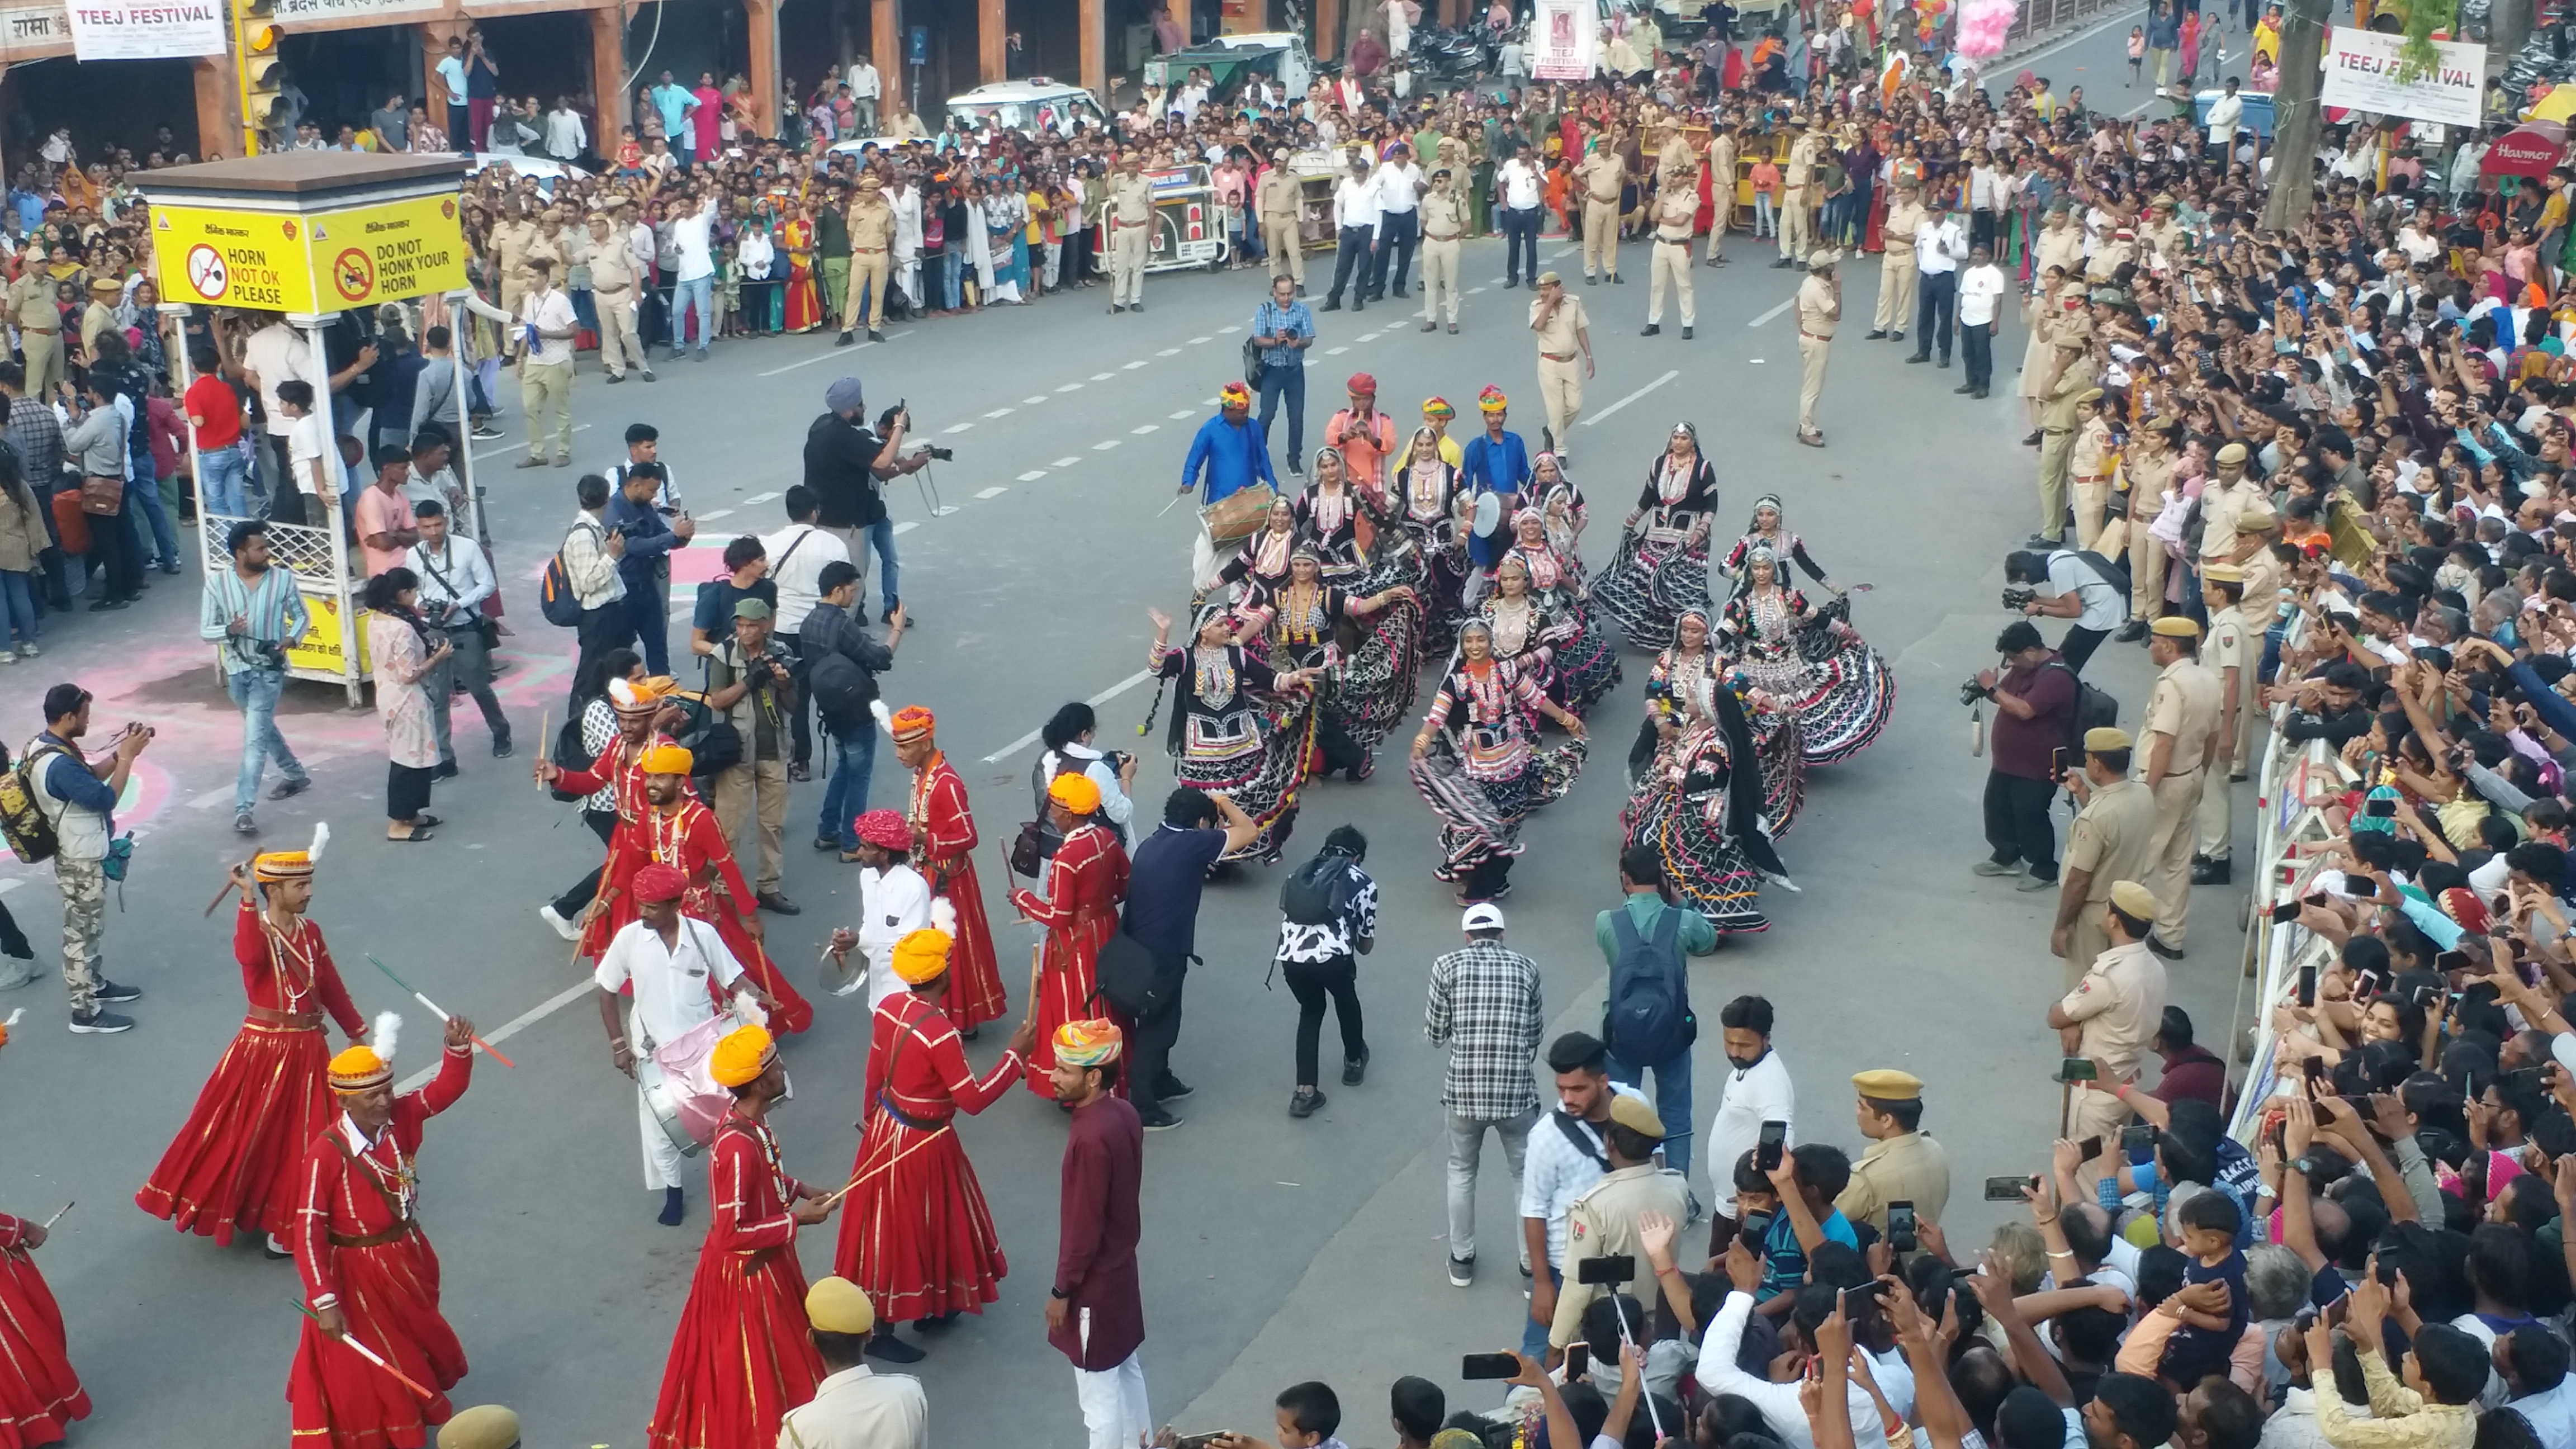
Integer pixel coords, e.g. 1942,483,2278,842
1583,370,1679,428
981,669,1157,761
974,486,1009,499
1017,470,1049,481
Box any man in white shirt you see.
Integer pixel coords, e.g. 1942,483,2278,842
887,173,924,306
832,811,940,1006
1497,142,1545,288
847,56,881,135
274,380,336,529
1956,242,2008,400
406,498,510,769
594,864,748,1223
1907,196,1968,368
1368,142,1425,304
1697,1249,1895,1449
1323,151,1381,313
2205,78,2244,160
543,101,587,163
1516,1032,1648,1357
242,318,323,506
667,191,719,360
760,484,849,780
515,257,579,468
1705,995,1794,1242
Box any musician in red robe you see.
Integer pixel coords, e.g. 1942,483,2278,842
546,744,814,1035
0,1016,89,1449
533,675,681,962
288,1012,479,1449
138,844,369,1255
832,928,1036,1363
649,1024,836,1449
890,705,1008,1031
1007,773,1130,1096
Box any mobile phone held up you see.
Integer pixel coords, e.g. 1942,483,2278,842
2298,966,2316,1008
1563,1343,1590,1380
2053,1056,2099,1085
1756,1119,1787,1172
1461,1352,1521,1381
1887,1200,1917,1253
1575,1254,1637,1286
1983,1175,2038,1202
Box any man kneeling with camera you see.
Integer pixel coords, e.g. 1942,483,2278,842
2004,544,2127,675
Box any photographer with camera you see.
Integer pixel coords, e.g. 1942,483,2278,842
27,683,149,1034
198,519,315,837
703,597,802,916
408,499,512,773
803,376,943,627
1971,621,2076,891
2004,544,2125,675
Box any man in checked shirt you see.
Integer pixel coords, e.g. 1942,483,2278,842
1,360,67,609
1424,901,1542,1291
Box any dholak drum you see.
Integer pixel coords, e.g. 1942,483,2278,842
647,1013,741,1153
634,1054,705,1159
1471,490,1504,539
1201,482,1279,546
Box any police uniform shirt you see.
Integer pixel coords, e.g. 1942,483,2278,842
1515,1083,1650,1267
2206,606,2248,690
1532,293,1588,354
1796,274,1836,337
2142,657,2222,774
1420,190,1469,239
1580,149,1625,202
777,1363,929,1449
1550,1162,1691,1346
2057,940,2166,1082
2064,779,2158,902
1111,173,1154,224
1835,1131,1951,1233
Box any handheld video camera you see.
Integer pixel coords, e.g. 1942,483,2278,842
878,399,956,462
2001,584,2038,610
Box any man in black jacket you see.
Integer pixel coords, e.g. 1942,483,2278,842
802,375,930,624
802,559,903,853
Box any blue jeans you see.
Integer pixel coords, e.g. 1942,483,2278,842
622,581,670,676
225,665,309,813
1502,206,1542,284
850,517,899,613
1258,364,1305,466
1520,1265,1563,1357
0,570,34,646
199,445,249,518
817,720,876,843
1607,1045,1696,1177
671,273,714,352
132,472,178,569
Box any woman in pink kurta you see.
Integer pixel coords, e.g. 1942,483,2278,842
362,569,448,842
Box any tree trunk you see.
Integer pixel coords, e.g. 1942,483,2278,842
2260,0,2333,232
2490,0,2533,72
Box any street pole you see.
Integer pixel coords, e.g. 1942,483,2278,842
2260,0,2331,232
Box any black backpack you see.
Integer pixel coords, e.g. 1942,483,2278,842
1279,850,1355,926
547,712,592,803
2044,660,2121,770
1602,906,1695,1066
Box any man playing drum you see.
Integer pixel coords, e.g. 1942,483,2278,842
595,862,749,1228
1179,381,1281,590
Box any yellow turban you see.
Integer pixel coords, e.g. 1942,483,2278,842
328,1044,392,1092
254,851,314,883
437,1405,523,1449
1053,1018,1123,1068
806,1276,877,1335
639,743,694,776
891,929,953,985
1048,771,1102,816
888,705,936,742
708,1024,776,1088
609,676,671,717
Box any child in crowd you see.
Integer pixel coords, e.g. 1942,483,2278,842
2157,1190,2248,1390
1750,154,1782,238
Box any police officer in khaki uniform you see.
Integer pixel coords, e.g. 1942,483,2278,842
586,209,653,383
1704,124,1739,266
78,277,119,363
1834,1069,1951,1234
2195,565,2251,886
1793,250,1839,447
2196,442,2265,576
1777,122,1818,267
2140,194,2186,264
1871,182,1924,341
1107,151,1155,313
2049,879,2167,1138
8,264,61,397
1547,1094,1689,1351
1257,160,1306,291
1417,168,1469,334
1528,271,1593,458
839,182,896,342
2053,727,2158,987
2069,389,2117,551
777,1277,928,1448
2113,415,2177,638
2032,318,2097,546
1578,140,1626,285
1642,163,1699,340
2139,616,2221,956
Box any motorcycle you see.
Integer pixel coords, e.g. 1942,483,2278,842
1408,19,1501,86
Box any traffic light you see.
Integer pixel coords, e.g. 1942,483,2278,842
236,0,282,154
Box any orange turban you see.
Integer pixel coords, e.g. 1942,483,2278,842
328,1011,402,1092
1219,381,1252,407
888,705,936,742
1048,771,1102,816
640,744,694,775
891,929,953,985
1053,1019,1123,1068
609,676,671,717
709,1024,776,1088
254,851,314,883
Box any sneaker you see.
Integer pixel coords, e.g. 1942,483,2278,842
235,810,258,836
94,979,142,1003
1138,1108,1183,1131
271,775,312,801
69,1008,134,1034
864,1332,926,1363
470,424,504,441
2015,873,2058,893
1449,1254,1477,1287
0,651,12,665
1289,1087,1325,1118
15,643,35,659
1154,1076,1194,1101
1342,1046,1370,1086
539,904,582,941
491,736,513,759
1971,859,2022,878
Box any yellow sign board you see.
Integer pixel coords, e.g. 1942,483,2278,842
152,191,467,314
284,588,371,678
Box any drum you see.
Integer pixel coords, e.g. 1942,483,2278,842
1471,490,1504,539
1202,482,1279,545
648,1013,741,1152
633,1055,705,1159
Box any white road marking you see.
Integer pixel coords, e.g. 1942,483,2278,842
1057,382,1085,392
943,423,974,435
981,669,1157,760
1023,395,1050,405
984,406,1015,418
743,491,782,505
1168,410,1196,420
1124,360,1150,370
1091,371,1116,381
752,329,910,377
1051,456,1082,467
395,979,595,1093
1131,424,1159,435
1467,286,1487,295
1188,335,1212,344
891,520,918,535
695,508,735,520
470,422,590,462
1583,370,1679,428
931,506,960,517
1156,348,1181,357
1216,325,1243,333
1094,439,1122,450
187,787,232,811
1750,297,1795,326
1748,358,1765,364
1017,470,1049,481
1325,345,1349,354
1357,333,1380,343
974,486,1009,499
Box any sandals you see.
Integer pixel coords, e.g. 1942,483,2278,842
389,825,435,842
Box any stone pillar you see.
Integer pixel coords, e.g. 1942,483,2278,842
419,18,470,117
193,56,243,160
590,6,628,141
873,0,903,116
979,0,1005,82
746,0,781,134
1315,0,1341,60
1081,0,1105,101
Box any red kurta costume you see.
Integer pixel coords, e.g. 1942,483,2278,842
287,1043,475,1449
832,993,1021,1321
137,903,366,1244
574,793,814,1035
908,752,1007,1030
0,1213,88,1449
648,1110,826,1449
1007,824,1129,1094
551,736,681,962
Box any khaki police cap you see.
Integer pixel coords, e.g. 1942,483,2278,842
1852,1068,1924,1102
2151,615,2203,639
2109,880,2160,918
2085,726,2133,752
1608,1093,1666,1138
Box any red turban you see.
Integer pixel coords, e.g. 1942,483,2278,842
854,809,912,852
633,863,688,903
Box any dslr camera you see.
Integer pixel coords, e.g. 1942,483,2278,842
2001,583,2037,611
1959,677,1994,708
877,400,956,462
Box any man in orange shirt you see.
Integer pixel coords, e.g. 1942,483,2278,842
1324,372,1396,499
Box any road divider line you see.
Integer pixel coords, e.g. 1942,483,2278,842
1156,348,1181,357
943,423,974,434
754,329,910,377
1188,335,1212,344
1169,410,1196,420
395,979,594,1093
695,508,735,520
743,491,782,505
981,669,1157,761
984,406,1015,418
1093,439,1122,450
1131,424,1158,434
1057,383,1085,392
892,520,918,535
1750,297,1794,326
1582,370,1679,427
1017,470,1048,481
1091,371,1115,381
470,422,589,462
1124,361,1150,370
1051,456,1082,467
974,486,1009,499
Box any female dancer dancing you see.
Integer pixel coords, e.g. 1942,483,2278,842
1238,546,1419,782
1622,676,1790,936
1718,546,1893,767
1144,604,1318,863
1407,621,1586,904
1593,422,1719,651
1500,508,1619,715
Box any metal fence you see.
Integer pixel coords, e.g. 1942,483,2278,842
2003,0,2132,51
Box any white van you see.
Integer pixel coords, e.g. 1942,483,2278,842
943,80,1110,137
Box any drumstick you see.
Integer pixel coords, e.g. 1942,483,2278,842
364,955,515,1067
202,855,257,917
1158,491,1188,518
39,1201,71,1230
292,1301,435,1401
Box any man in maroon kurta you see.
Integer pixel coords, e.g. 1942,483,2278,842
1044,1019,1147,1449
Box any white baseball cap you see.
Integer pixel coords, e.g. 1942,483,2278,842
1461,903,1506,932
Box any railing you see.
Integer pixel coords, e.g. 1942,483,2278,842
2003,0,2130,52
2225,612,2334,1148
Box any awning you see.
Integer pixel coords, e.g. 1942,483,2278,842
2484,120,2567,178
2531,86,2576,124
